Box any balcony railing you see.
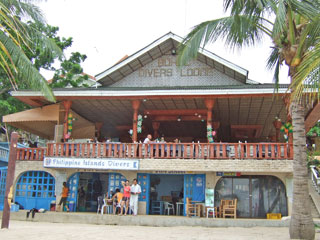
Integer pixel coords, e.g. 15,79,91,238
16,142,293,161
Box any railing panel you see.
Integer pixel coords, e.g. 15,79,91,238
17,142,294,161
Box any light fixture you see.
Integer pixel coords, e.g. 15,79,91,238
143,99,147,102
198,114,201,118
177,116,181,122
194,113,198,116
144,115,148,119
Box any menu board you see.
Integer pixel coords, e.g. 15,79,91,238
205,188,214,207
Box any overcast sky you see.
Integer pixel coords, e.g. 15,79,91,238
36,0,289,83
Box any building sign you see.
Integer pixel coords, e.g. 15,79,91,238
138,56,214,78
216,172,241,177
43,157,139,170
152,170,193,174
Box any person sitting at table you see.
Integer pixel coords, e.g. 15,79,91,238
160,136,166,143
143,134,152,143
110,188,123,215
173,138,179,143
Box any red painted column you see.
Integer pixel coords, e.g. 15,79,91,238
132,100,141,143
273,119,282,142
1,132,19,229
95,122,103,141
63,101,72,142
152,121,160,139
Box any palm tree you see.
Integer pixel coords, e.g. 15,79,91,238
0,0,62,102
178,1,320,239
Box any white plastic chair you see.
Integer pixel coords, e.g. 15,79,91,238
101,198,113,215
163,201,175,215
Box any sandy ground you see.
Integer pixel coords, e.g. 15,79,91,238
0,220,319,240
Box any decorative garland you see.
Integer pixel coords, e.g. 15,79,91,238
280,122,293,142
207,124,216,143
137,114,143,133
66,113,73,139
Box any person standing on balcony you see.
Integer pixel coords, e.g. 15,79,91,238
57,182,69,212
143,134,152,143
130,178,141,216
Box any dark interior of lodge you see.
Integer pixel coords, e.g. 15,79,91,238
68,95,289,144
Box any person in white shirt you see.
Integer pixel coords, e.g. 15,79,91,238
130,178,141,216
143,134,152,144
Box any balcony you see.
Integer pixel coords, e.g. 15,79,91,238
16,142,293,161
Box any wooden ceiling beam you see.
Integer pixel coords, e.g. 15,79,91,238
150,115,207,122
144,109,207,116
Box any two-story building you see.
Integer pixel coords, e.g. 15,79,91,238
3,32,317,217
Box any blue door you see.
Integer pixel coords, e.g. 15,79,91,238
137,173,150,214
67,173,79,212
108,173,126,194
184,174,206,215
0,167,7,210
15,171,55,210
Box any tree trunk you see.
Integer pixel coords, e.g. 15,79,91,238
289,100,315,240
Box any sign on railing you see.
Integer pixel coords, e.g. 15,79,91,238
43,157,139,170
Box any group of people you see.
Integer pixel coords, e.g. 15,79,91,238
108,178,141,216
143,134,180,144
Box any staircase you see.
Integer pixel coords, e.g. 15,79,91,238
309,166,320,218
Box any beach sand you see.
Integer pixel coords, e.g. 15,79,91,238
1,220,319,240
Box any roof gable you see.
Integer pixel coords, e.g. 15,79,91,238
96,32,249,86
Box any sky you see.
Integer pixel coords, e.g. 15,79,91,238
36,0,290,84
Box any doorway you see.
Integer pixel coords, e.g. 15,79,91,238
149,174,184,215
215,176,288,218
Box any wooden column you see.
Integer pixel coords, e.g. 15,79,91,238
204,99,215,142
1,132,18,229
213,121,220,140
63,101,72,141
95,122,103,141
152,121,160,139
132,100,141,143
273,120,282,142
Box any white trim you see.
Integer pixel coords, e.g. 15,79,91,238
95,32,248,81
11,88,288,98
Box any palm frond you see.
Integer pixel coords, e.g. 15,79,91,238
0,30,55,102
178,15,266,66
290,40,320,102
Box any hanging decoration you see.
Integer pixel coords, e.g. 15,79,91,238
66,112,73,139
137,114,143,133
280,122,293,142
207,124,216,143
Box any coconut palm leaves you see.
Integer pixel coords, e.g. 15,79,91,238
0,0,63,102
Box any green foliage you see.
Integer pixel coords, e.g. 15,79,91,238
0,0,63,102
0,19,88,123
49,52,89,88
307,122,320,137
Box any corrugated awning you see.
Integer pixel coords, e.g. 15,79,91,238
3,103,95,140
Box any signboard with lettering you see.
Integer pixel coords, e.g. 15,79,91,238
216,172,241,177
111,55,239,87
43,157,139,170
